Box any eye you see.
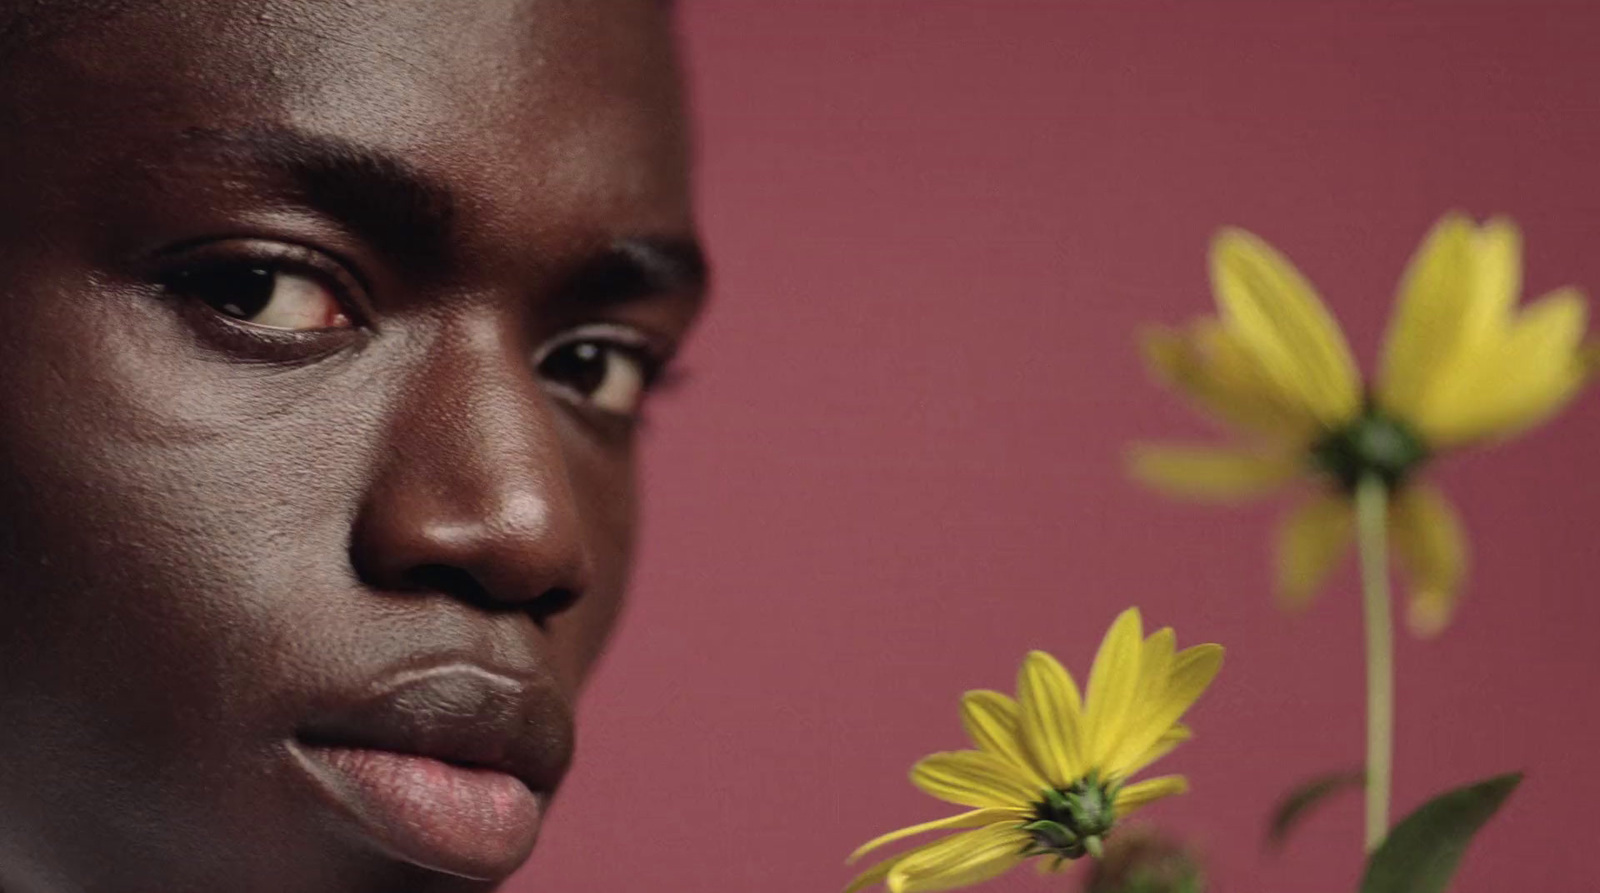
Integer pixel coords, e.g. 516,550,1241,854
535,332,660,419
164,261,353,331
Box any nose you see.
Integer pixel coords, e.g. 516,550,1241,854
348,317,591,625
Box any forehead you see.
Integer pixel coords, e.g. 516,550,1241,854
2,0,690,239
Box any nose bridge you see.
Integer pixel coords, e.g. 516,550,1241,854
350,313,590,614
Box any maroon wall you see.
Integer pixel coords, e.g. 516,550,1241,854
516,3,1600,891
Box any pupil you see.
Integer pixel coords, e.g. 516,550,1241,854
539,342,608,395
175,265,276,319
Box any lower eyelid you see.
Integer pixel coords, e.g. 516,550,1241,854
161,290,365,365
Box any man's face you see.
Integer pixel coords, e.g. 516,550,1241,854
0,1,702,890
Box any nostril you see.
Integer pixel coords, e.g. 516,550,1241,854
400,563,493,607
528,587,579,625
397,563,579,624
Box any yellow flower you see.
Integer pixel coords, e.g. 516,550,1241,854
1130,213,1595,636
843,609,1223,893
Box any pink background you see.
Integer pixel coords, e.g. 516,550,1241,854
517,3,1600,891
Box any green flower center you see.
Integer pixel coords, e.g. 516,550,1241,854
1023,773,1118,862
1309,408,1428,492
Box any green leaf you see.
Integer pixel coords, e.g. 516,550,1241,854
1265,769,1365,850
1359,772,1522,893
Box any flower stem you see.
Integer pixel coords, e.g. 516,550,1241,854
1354,474,1393,852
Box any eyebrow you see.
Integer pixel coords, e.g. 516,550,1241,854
172,126,708,301
561,235,709,307
177,126,456,269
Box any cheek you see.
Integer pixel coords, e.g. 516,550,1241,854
0,273,376,748
0,274,399,881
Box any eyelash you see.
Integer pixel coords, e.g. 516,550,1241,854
153,241,673,420
155,239,370,325
533,325,669,423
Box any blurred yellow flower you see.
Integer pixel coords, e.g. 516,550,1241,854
843,609,1223,893
1130,213,1595,636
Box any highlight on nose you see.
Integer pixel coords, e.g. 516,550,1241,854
348,479,593,626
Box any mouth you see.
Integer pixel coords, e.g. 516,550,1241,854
288,662,574,881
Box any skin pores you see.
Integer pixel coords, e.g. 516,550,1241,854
0,2,703,891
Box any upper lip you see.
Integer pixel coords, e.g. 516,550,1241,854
296,662,574,796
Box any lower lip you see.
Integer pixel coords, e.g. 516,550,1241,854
292,744,543,880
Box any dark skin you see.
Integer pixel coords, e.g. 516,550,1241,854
0,1,704,891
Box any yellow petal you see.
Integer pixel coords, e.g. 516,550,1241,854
1210,228,1362,428
1388,485,1468,637
1100,628,1177,778
1017,651,1085,787
959,691,1048,788
1140,324,1320,441
1127,444,1303,503
1274,493,1354,610
1118,723,1192,778
848,807,1028,865
886,824,1030,893
1412,287,1590,447
1108,644,1223,770
1134,630,1176,715
845,836,951,893
1377,213,1484,419
1471,218,1524,331
1084,608,1145,768
910,751,1042,809
1138,629,1176,693
1113,775,1190,816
